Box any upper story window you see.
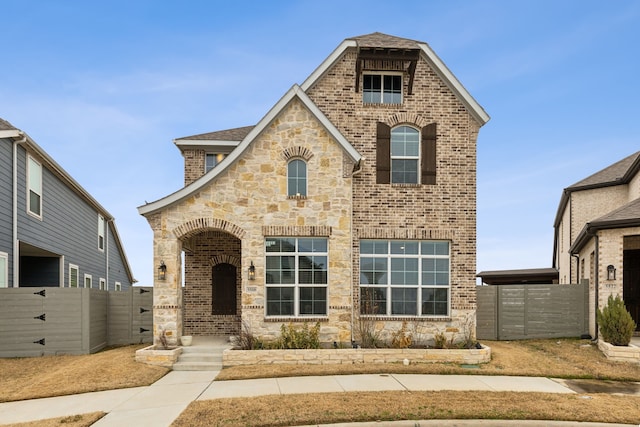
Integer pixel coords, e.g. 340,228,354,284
376,122,437,185
98,215,105,251
0,252,7,288
99,278,106,290
287,159,307,198
205,153,226,173
27,155,42,217
363,74,402,104
391,126,420,184
84,274,92,289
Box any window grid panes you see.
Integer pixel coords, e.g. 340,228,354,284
69,265,78,288
265,237,328,316
360,240,450,316
205,153,226,173
287,159,307,197
27,156,42,217
391,126,420,184
363,74,402,104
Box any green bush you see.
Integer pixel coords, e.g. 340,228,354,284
276,322,321,349
597,295,636,346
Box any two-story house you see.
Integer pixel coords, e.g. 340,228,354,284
0,118,135,291
138,33,489,345
554,151,640,336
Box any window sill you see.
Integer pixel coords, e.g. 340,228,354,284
359,315,451,322
390,183,421,188
287,194,307,200
265,316,329,323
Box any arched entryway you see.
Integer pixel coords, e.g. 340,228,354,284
182,231,242,336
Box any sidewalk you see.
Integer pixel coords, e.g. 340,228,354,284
0,371,636,427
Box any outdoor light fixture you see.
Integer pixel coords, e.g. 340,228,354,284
248,261,256,280
607,265,616,281
158,261,167,281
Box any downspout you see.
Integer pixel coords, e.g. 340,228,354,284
593,233,599,342
12,134,27,288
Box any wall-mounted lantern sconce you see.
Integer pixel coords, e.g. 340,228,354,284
607,265,616,281
158,261,167,281
248,261,256,281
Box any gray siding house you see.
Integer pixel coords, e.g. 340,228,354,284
0,118,135,290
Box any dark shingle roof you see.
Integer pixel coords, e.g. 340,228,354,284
177,125,255,141
592,197,640,225
348,32,421,49
567,151,640,190
0,118,17,131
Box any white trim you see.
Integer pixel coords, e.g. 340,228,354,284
84,273,92,289
0,129,22,138
69,264,79,288
174,140,241,149
98,214,105,251
138,84,362,216
99,277,106,290
115,281,122,291
299,39,489,126
417,43,490,125
0,252,8,288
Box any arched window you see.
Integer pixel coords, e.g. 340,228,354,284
391,126,420,184
287,159,307,197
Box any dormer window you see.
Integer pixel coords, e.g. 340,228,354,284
363,74,402,104
205,153,226,173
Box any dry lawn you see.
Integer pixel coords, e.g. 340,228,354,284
173,391,640,427
0,345,168,403
1,413,104,427
216,338,640,381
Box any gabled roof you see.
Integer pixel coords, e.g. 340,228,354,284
570,197,640,254
554,151,640,229
301,32,490,126
138,84,362,216
173,126,255,152
1,118,136,283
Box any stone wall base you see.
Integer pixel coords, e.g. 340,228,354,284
598,340,640,364
135,345,183,367
223,345,491,367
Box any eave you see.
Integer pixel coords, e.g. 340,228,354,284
138,84,362,216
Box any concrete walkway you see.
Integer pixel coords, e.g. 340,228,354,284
1,371,638,427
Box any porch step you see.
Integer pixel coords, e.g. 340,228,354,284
172,337,231,371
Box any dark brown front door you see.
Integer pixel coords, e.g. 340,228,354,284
623,249,640,330
212,263,237,315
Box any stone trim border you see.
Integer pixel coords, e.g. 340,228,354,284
135,345,182,368
222,345,490,367
598,340,640,364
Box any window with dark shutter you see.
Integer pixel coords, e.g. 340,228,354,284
421,123,437,185
376,122,391,184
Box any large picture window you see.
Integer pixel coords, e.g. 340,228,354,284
360,240,450,316
266,237,327,316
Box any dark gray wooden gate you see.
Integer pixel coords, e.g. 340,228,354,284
476,283,588,340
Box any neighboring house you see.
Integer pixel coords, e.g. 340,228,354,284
0,118,135,290
138,33,489,345
554,151,640,336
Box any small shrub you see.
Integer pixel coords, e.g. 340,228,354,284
597,294,636,346
433,332,447,349
276,322,320,349
390,321,412,348
237,320,260,350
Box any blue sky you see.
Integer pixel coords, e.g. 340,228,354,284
2,1,639,285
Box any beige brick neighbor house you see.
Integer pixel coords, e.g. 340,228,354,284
554,151,640,337
137,33,490,346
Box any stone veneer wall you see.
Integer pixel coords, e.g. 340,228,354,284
149,98,354,343
183,231,242,336
305,48,480,338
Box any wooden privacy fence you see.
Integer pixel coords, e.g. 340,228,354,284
476,283,589,340
0,287,153,357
